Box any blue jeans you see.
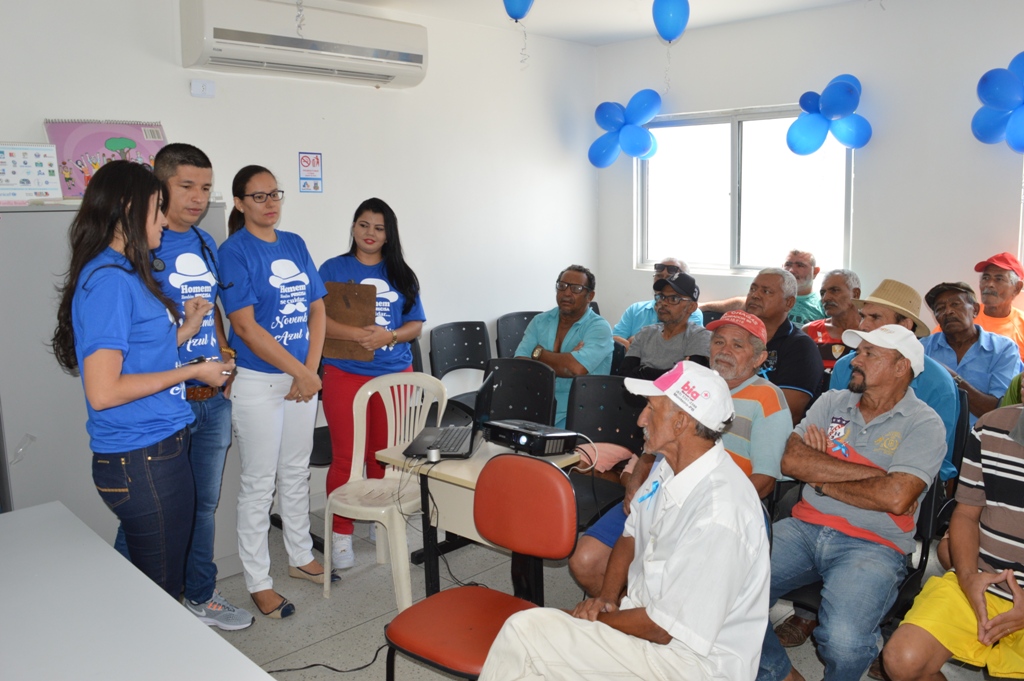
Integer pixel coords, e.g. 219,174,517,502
114,396,232,603
94,428,195,598
756,518,907,681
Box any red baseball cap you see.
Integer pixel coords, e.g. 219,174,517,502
974,252,1024,278
706,310,768,344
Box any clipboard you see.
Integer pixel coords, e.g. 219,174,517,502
323,281,376,361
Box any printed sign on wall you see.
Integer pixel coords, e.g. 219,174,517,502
298,151,322,193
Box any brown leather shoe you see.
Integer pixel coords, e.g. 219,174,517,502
774,614,818,647
867,654,888,680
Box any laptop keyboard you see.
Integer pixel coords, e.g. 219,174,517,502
435,427,471,453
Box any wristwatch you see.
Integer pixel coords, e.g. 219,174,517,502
531,345,544,360
388,330,398,350
813,483,827,497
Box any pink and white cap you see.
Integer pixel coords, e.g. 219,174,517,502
625,361,735,433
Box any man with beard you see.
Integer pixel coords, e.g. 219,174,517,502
756,325,946,681
803,269,861,393
568,311,789,596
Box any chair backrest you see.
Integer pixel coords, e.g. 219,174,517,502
496,311,540,359
702,310,724,324
428,321,492,379
483,358,556,425
610,340,627,375
950,388,970,476
589,300,600,315
564,375,646,454
475,454,577,559
409,337,424,373
349,372,447,480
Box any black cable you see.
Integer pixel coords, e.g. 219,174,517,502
265,643,387,674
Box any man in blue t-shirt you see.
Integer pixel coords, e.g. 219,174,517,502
150,144,253,630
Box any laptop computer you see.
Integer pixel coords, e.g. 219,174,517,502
404,371,494,459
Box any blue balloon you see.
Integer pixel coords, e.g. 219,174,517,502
595,102,627,132
1005,107,1024,153
829,114,872,149
978,68,1024,112
619,124,654,158
652,0,690,42
828,73,862,96
799,91,820,114
503,0,534,21
972,106,1012,144
625,89,662,126
639,134,659,160
787,113,830,155
589,131,621,168
819,81,860,120
1010,52,1024,84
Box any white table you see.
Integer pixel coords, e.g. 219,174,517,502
0,502,271,680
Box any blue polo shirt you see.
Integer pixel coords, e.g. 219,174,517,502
613,299,703,338
515,307,613,427
831,352,959,480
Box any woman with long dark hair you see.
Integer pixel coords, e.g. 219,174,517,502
52,160,233,597
318,197,425,569
218,165,332,619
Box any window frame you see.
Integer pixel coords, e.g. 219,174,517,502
634,104,854,275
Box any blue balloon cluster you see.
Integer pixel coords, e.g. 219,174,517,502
589,90,662,168
503,0,534,22
972,52,1024,152
652,0,690,43
788,74,872,155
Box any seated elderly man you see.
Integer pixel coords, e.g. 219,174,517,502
480,362,770,681
922,282,1023,427
757,325,946,681
613,258,703,350
570,311,790,595
803,269,861,393
882,403,1024,681
618,271,711,379
744,267,823,425
515,264,613,428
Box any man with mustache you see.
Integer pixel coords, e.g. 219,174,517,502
921,282,1022,427
569,311,790,596
803,269,861,393
612,257,703,352
757,325,946,681
515,264,612,428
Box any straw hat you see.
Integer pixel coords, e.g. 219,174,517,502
852,279,928,338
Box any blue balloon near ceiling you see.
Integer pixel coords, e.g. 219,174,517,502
652,0,690,43
1004,107,1024,153
595,102,627,132
827,73,862,96
829,114,872,149
819,81,860,121
503,0,534,22
639,134,659,160
799,91,821,114
971,106,1012,144
787,113,830,155
619,124,655,158
589,131,622,168
625,89,662,126
977,68,1024,112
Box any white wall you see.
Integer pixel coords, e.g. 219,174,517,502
3,0,597,568
596,0,1024,325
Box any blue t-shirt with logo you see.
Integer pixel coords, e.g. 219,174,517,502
73,248,194,453
218,229,327,374
318,254,426,376
153,226,222,386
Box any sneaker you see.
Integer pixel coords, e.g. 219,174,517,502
185,589,255,631
368,523,377,544
332,532,355,569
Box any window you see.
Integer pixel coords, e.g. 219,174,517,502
637,106,851,273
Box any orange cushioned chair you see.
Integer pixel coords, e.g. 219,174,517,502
383,453,578,680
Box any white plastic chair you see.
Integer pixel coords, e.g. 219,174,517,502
323,372,447,611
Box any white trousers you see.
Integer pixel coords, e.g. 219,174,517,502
479,609,712,681
231,367,317,593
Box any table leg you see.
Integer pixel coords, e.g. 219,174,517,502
419,472,440,596
410,533,473,565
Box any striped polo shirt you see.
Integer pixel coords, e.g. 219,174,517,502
957,405,1024,601
723,375,791,478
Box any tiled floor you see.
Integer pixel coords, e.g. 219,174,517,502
212,512,986,680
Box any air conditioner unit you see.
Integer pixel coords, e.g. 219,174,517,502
180,0,427,88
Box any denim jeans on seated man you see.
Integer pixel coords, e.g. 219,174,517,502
756,519,907,681
98,429,195,597
114,398,231,603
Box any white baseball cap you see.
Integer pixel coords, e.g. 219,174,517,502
842,324,925,376
625,361,735,433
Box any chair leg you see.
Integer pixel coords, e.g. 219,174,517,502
323,506,333,599
386,645,397,681
386,511,413,612
376,522,390,564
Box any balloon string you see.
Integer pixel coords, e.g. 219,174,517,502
664,43,672,93
295,0,305,38
519,22,530,69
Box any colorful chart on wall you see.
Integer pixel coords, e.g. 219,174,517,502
0,142,64,202
44,120,167,198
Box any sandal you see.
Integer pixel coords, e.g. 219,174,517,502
251,591,296,619
289,563,340,584
774,614,817,647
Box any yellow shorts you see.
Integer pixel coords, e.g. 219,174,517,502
900,572,1024,678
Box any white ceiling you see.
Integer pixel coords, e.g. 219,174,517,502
337,0,856,46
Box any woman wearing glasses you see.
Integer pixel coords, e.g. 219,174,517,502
218,165,334,619
52,161,234,597
317,198,425,571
